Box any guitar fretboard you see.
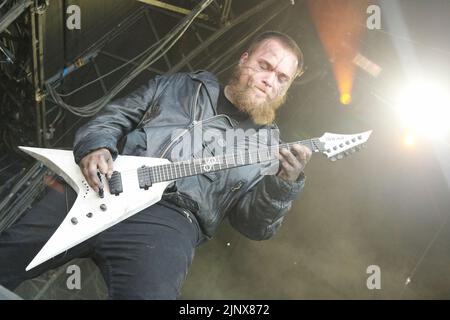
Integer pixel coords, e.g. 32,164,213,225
137,138,323,185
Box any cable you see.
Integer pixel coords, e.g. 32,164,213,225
46,26,184,116
54,40,161,97
49,3,205,115
47,0,214,117
0,0,9,10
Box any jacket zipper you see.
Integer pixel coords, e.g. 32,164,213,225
159,81,236,159
158,83,201,158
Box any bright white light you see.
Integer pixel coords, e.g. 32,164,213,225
404,131,415,147
396,80,450,138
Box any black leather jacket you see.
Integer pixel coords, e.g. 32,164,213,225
73,71,305,240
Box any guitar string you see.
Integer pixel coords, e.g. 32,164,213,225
110,139,319,178
85,136,359,193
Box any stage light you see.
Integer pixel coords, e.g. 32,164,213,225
395,80,450,138
404,131,415,147
340,93,352,105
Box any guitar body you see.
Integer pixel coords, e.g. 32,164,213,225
19,147,173,271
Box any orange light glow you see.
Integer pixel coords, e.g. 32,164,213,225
307,0,367,104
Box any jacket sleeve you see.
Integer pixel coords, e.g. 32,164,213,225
228,171,306,240
73,75,163,164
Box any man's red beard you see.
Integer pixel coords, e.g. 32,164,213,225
226,65,287,125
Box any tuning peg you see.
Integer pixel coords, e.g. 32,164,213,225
355,146,361,151
337,154,344,160
330,156,337,162
344,151,350,156
350,148,356,153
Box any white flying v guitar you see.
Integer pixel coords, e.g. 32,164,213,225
19,130,372,271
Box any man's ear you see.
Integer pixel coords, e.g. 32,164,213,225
239,52,249,66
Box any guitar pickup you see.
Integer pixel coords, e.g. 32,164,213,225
108,171,123,196
137,165,152,190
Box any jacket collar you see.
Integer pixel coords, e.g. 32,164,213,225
187,70,220,114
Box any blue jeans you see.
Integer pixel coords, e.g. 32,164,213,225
0,184,203,299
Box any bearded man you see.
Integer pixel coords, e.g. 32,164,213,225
0,31,312,299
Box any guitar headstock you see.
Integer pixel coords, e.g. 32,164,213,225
318,130,373,161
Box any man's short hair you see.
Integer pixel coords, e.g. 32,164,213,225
247,31,304,78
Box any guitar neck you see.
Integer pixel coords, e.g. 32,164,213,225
139,138,323,184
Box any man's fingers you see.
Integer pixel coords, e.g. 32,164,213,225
277,145,311,182
291,144,312,164
291,145,305,160
279,151,295,171
87,163,101,192
106,156,114,179
78,148,114,191
97,158,109,176
280,148,300,168
97,153,114,179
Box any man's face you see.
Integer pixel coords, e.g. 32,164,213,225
227,38,299,124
